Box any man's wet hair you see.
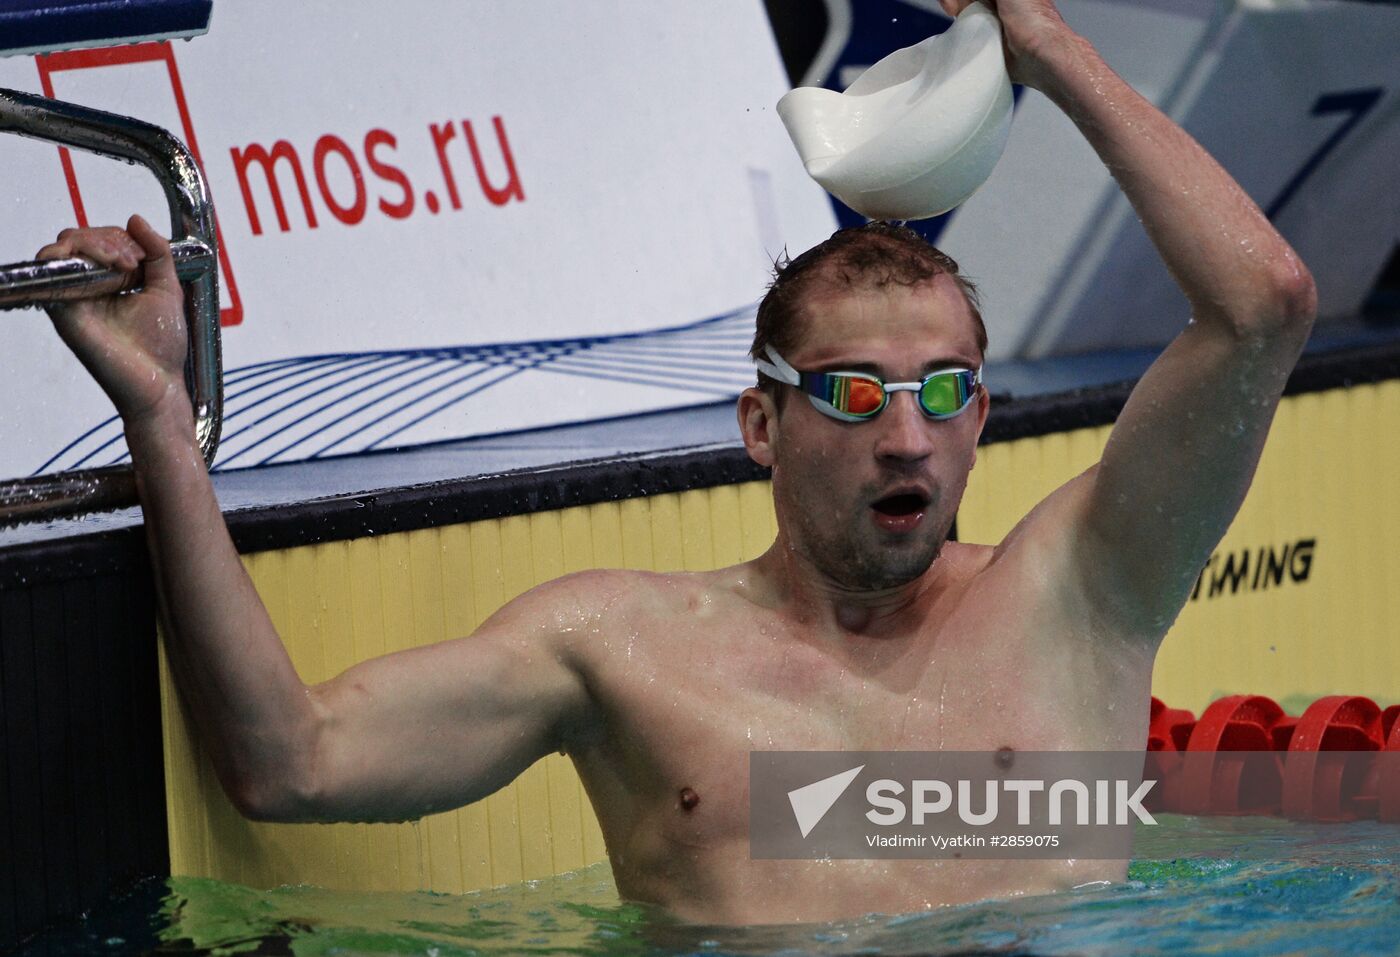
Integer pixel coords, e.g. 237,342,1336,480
750,221,988,398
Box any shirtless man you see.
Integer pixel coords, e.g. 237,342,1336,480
39,0,1314,927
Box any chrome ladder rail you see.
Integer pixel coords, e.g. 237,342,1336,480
0,86,222,525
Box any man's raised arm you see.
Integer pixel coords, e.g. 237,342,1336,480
948,0,1317,634
38,218,599,822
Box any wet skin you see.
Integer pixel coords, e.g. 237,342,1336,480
557,276,1156,923
567,562,1153,924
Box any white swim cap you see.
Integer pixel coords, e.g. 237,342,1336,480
777,2,1013,221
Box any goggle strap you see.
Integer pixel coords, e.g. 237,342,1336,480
754,345,800,386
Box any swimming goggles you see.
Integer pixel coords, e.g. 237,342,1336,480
754,346,982,423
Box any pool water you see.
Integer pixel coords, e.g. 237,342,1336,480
20,815,1400,957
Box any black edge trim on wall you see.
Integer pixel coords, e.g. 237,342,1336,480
3,338,1398,583
0,527,149,592
225,445,773,555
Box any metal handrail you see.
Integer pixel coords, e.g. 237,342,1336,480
0,86,222,525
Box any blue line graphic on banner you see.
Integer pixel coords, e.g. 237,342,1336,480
36,305,760,473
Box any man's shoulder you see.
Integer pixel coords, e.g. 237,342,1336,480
941,539,997,581
939,495,1089,601
524,566,746,674
528,566,733,620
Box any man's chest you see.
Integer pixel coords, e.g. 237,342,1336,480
585,616,1101,810
570,608,1152,901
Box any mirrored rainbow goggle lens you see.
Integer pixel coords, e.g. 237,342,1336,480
918,370,976,416
799,370,977,418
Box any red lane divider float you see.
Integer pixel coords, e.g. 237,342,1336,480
1282,696,1382,821
1144,694,1400,821
1185,695,1287,816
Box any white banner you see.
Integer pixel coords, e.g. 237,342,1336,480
0,1,837,474
6,0,1394,479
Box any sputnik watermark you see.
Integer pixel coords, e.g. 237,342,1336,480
864,776,1157,826
751,752,1159,860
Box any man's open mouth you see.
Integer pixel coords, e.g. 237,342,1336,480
871,492,930,517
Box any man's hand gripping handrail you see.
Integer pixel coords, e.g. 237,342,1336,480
0,86,221,525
